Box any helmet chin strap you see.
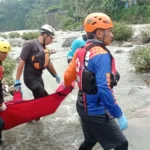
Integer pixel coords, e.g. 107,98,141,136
42,33,49,46
102,30,106,43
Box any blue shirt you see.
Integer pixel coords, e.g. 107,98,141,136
67,37,86,60
84,40,122,118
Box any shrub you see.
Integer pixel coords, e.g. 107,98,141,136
140,26,150,43
62,17,82,30
113,22,133,41
111,5,150,24
3,55,16,86
21,32,39,40
0,34,7,39
129,47,150,73
8,32,20,38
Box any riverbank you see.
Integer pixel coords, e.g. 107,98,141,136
1,26,150,150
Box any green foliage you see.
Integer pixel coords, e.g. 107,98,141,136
8,32,20,38
129,47,150,73
62,17,81,30
60,0,150,30
0,0,150,31
0,34,7,39
113,22,133,41
25,5,45,29
0,0,61,31
21,32,39,40
140,26,150,43
111,5,150,24
60,0,118,19
47,5,61,13
3,55,16,86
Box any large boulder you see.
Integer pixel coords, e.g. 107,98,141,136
115,49,124,53
128,86,150,96
62,36,78,47
7,38,25,47
121,42,133,47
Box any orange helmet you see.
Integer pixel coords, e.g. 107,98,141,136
84,13,113,33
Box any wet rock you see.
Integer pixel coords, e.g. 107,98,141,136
7,38,25,47
10,51,16,55
143,73,150,77
62,36,78,47
132,105,150,118
132,32,143,42
115,50,124,53
111,41,123,47
11,43,19,47
121,42,133,47
129,67,136,73
143,37,150,44
128,86,149,95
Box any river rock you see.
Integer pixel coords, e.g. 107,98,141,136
115,49,124,53
128,86,150,96
7,38,25,47
62,36,78,47
121,42,133,47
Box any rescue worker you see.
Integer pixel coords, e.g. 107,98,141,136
67,34,87,64
0,38,11,143
67,34,120,86
15,24,60,100
64,13,128,150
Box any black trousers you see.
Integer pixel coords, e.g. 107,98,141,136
24,75,48,99
77,106,128,150
79,141,128,150
0,82,4,104
0,118,4,139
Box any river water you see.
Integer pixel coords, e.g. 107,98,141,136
1,30,150,150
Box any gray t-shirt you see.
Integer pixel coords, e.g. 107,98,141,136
20,39,45,77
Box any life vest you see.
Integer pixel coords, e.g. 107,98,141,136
0,62,4,81
31,40,50,70
75,42,120,94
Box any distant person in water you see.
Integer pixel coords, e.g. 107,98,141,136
67,34,87,64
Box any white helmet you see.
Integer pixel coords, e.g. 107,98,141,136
40,24,55,38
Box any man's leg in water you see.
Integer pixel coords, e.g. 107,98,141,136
79,119,96,150
24,76,48,99
31,78,48,99
79,141,96,150
24,77,48,122
114,141,128,150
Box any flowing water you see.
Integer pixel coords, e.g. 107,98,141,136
1,30,150,150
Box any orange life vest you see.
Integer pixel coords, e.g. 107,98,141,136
31,40,50,70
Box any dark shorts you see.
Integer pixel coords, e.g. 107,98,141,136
77,106,127,150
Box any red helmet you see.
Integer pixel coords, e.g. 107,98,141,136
84,13,113,33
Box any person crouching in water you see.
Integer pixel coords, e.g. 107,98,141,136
0,38,11,143
64,13,128,150
15,24,60,99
